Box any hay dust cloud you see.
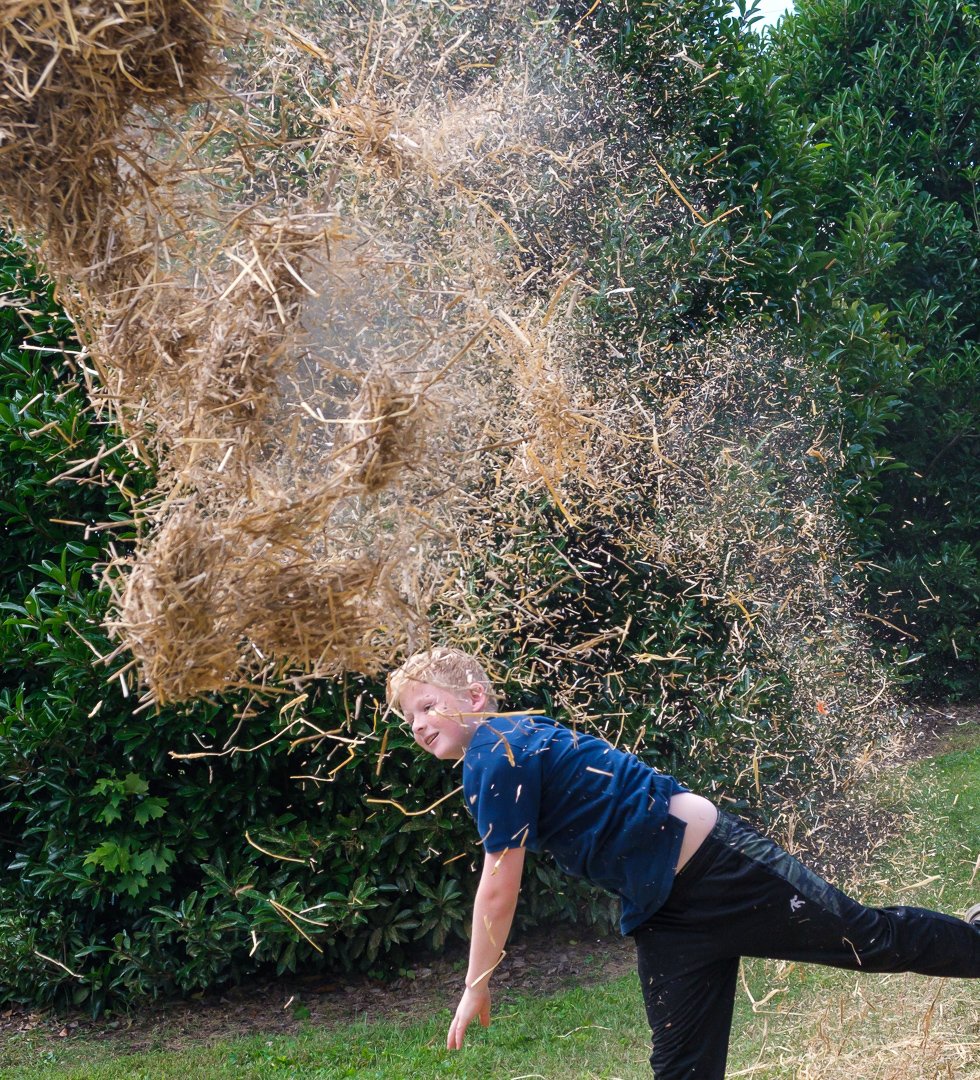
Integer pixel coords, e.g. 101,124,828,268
1,1,897,785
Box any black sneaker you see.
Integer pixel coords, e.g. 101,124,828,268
965,902,980,925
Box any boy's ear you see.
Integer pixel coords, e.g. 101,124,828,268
467,684,488,712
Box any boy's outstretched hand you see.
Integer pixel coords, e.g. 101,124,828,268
448,845,525,1050
447,984,491,1049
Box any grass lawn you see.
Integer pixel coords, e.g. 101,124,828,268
3,720,978,1079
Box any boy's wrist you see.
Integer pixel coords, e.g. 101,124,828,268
465,947,506,990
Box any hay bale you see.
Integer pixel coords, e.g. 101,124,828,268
342,373,434,495
0,0,230,267
109,508,242,701
78,213,345,488
247,556,411,679
6,0,897,754
110,505,412,704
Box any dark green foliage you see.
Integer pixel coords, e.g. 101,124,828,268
782,0,980,695
681,0,980,694
0,228,832,1014
0,244,402,1009
466,505,807,802
546,0,768,341
439,459,847,933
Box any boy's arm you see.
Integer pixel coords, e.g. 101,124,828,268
447,845,526,1050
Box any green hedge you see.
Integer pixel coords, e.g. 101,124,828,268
662,0,980,694
5,0,972,1015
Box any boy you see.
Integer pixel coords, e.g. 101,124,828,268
386,647,980,1079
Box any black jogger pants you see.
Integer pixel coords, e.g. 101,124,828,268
632,811,980,1080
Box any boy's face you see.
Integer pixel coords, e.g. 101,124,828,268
399,678,487,761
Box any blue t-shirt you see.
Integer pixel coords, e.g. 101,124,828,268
462,715,689,934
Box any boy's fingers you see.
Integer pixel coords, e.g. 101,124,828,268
447,1013,467,1050
447,988,489,1048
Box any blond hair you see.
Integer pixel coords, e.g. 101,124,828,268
386,646,499,715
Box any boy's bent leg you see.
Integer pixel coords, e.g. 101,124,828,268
634,938,738,1080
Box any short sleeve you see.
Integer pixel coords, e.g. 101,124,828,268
464,724,541,853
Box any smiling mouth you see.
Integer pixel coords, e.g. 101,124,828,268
425,733,438,748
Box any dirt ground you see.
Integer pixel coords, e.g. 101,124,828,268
1,922,635,1056
2,702,976,1058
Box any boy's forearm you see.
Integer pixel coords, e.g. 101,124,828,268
466,849,525,987
466,884,518,986
445,848,525,1050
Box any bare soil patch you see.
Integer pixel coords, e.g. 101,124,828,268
0,924,633,1057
